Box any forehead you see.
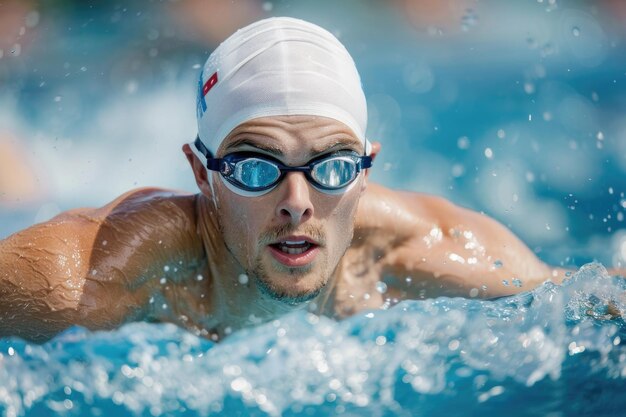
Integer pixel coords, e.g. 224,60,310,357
218,115,363,155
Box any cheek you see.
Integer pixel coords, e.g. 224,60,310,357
217,189,268,259
323,194,360,250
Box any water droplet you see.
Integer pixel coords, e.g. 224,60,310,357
501,280,510,286
405,277,412,285
484,148,494,159
609,187,614,195
497,129,506,139
80,66,87,72
461,8,479,31
8,347,15,356
494,260,503,269
375,336,387,346
457,136,470,149
163,265,170,272
238,274,249,285
196,274,204,281
469,288,479,297
160,277,166,285
596,131,604,141
451,164,465,178
375,281,388,294
54,96,62,102
572,26,580,37
565,271,572,277
512,278,523,287
192,63,201,69
524,82,535,94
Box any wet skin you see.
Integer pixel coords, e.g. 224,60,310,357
0,116,607,342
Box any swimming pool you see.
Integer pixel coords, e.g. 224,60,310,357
1,263,625,416
1,1,626,416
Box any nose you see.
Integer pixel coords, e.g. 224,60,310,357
275,172,314,225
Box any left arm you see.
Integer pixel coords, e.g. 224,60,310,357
356,184,570,299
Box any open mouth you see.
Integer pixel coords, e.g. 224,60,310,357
270,240,314,255
268,239,320,267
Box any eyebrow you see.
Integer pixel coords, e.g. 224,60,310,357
224,137,363,157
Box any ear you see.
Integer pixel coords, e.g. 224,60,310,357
182,143,214,197
360,141,381,192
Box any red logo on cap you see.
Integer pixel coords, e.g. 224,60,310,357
202,72,218,96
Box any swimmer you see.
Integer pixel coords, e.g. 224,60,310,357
0,17,622,342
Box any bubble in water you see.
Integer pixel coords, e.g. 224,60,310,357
163,265,170,272
497,129,506,139
375,281,388,294
238,274,249,285
596,131,604,141
192,63,201,69
54,96,62,102
80,66,87,72
160,277,166,285
262,2,273,11
484,148,494,159
572,26,580,37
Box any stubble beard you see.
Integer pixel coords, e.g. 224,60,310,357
251,253,327,306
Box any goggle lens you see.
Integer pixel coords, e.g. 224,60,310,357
311,157,358,189
234,158,281,188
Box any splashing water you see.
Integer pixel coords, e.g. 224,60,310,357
1,263,625,416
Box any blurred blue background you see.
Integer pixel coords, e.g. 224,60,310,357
1,0,625,269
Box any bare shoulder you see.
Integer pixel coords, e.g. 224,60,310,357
355,183,556,298
0,187,202,341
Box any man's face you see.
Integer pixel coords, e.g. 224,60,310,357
211,115,368,304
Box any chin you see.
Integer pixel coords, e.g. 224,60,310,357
254,266,329,306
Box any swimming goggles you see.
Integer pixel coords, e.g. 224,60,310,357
194,137,372,196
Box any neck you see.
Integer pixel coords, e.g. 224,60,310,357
195,194,323,337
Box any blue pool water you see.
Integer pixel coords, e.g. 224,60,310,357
2,263,625,417
2,1,626,416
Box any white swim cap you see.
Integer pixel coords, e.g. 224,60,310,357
192,16,370,159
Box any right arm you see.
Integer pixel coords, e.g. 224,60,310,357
0,188,201,342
